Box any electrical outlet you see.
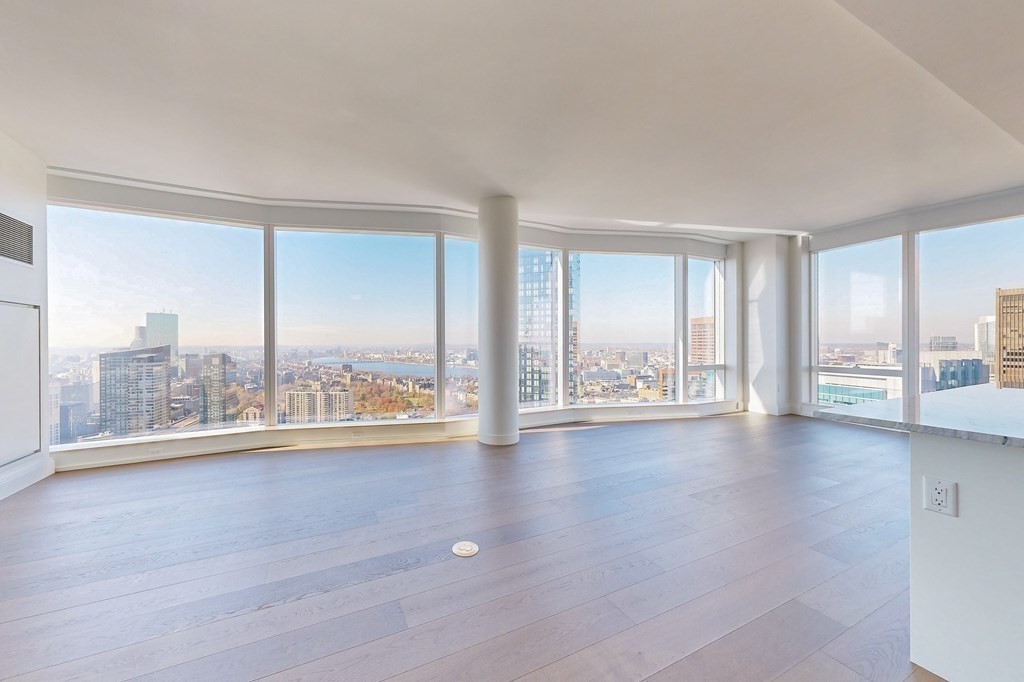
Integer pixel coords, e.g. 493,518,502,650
923,476,958,517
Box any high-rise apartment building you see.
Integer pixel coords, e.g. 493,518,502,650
518,249,560,406
996,288,1024,388
975,315,996,362
567,253,581,403
928,335,958,351
145,312,179,374
99,346,171,435
47,382,61,445
690,316,716,365
285,389,352,423
200,353,238,424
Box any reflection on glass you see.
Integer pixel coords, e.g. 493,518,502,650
816,237,902,405
688,369,722,402
569,252,675,404
276,230,436,422
47,206,264,444
445,238,479,416
687,258,720,366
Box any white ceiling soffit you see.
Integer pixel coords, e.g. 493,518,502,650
1,0,1024,238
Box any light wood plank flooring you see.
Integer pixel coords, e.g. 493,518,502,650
0,414,944,681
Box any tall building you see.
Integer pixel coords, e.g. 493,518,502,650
996,288,1024,388
145,312,179,362
59,401,89,444
181,353,202,380
99,346,171,436
928,335,958,351
200,353,238,424
975,315,996,362
518,249,560,406
567,253,581,402
47,382,61,446
656,367,675,401
60,382,94,412
690,316,716,365
285,389,352,423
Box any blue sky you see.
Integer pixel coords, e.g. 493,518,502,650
48,206,264,348
578,253,676,344
818,217,1024,345
919,217,1024,342
276,230,436,346
54,204,1020,352
48,207,719,350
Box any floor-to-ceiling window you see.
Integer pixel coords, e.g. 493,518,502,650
47,206,264,443
919,216,1024,393
688,257,724,401
569,252,676,404
518,247,561,408
47,200,734,459
815,237,902,405
275,230,436,423
444,237,478,416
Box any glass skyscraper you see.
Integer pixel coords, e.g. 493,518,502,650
518,248,561,407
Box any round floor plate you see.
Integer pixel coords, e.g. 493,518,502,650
452,541,479,557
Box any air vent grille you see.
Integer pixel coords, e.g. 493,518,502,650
0,212,33,265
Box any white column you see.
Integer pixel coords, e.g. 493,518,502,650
478,196,520,445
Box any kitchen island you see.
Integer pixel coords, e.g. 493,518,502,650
817,383,1023,682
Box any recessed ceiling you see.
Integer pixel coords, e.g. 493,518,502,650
1,0,1023,239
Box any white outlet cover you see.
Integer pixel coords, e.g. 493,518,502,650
923,475,958,517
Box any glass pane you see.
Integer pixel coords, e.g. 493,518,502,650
919,218,1024,393
688,369,722,402
688,257,721,366
816,237,902,404
47,206,264,444
569,253,675,404
276,231,435,422
445,238,478,416
519,247,560,408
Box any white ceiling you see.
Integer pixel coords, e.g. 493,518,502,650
1,0,1023,239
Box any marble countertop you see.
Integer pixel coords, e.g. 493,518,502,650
814,383,1024,448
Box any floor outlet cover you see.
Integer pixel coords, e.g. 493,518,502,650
452,541,479,557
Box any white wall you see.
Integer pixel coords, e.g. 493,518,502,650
744,234,791,415
0,129,53,501
910,433,1024,682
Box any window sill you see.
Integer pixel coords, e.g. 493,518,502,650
51,401,739,472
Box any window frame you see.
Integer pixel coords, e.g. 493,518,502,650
808,235,906,407
44,185,737,466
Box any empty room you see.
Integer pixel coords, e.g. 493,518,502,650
1,1,1021,680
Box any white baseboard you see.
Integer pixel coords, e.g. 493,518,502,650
0,451,55,501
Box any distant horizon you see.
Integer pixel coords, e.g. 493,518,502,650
48,206,718,349
50,340,679,354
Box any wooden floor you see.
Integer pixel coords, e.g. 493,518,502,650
0,414,945,681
